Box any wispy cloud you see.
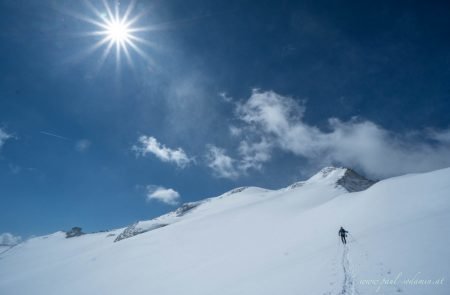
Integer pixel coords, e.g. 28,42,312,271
205,140,271,179
0,233,21,246
133,136,192,168
211,89,450,179
9,163,21,174
0,127,13,150
237,138,272,171
8,164,36,175
206,145,240,179
219,92,233,103
146,186,180,205
75,139,91,152
229,126,242,137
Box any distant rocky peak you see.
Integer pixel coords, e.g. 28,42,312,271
336,168,376,192
305,166,375,192
225,187,249,195
306,167,348,183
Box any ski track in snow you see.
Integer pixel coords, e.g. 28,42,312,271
340,244,358,295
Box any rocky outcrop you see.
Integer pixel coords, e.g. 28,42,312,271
337,168,376,192
65,227,85,238
114,222,168,242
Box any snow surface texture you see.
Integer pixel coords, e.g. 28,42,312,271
0,167,449,295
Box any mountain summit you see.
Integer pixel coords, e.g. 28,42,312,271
307,166,376,192
289,166,375,192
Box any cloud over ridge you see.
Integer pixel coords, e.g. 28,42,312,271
207,90,450,179
0,233,21,246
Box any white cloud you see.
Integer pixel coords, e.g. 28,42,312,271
133,136,192,168
75,139,91,152
206,145,240,179
0,233,21,246
237,138,272,171
205,139,272,179
217,89,450,178
0,128,13,150
206,142,270,179
237,90,306,137
146,186,180,205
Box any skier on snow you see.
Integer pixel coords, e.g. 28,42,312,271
339,227,348,244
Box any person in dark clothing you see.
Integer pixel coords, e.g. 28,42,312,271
339,227,348,244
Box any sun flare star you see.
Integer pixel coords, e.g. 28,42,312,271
106,21,131,43
75,0,153,69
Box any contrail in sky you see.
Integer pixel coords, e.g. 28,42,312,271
40,131,71,141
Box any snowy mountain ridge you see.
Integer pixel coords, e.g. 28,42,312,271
287,166,374,192
114,186,269,242
115,167,373,242
0,166,449,295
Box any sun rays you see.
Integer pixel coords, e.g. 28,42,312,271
72,0,155,71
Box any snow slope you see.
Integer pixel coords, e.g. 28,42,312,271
0,167,449,295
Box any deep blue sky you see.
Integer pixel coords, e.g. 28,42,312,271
1,0,450,238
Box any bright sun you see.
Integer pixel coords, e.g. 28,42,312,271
106,21,131,43
75,0,153,69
